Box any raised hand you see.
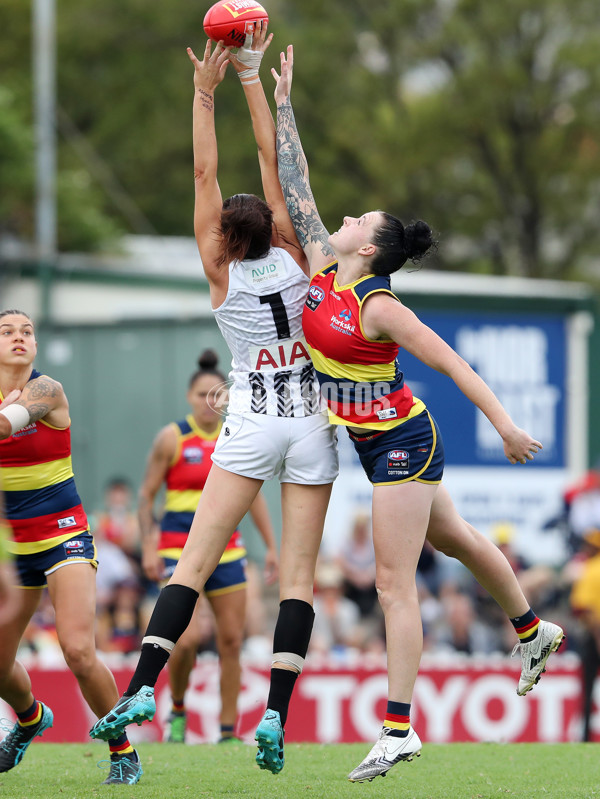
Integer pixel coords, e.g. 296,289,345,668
271,44,294,106
231,19,273,82
187,39,231,94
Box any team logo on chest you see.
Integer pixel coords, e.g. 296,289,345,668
183,446,204,464
305,285,325,311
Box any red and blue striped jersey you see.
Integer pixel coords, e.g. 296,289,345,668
0,369,90,555
302,263,425,430
159,416,245,562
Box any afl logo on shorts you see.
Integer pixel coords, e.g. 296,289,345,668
388,449,409,468
306,285,325,311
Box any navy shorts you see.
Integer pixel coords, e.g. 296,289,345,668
16,533,97,588
349,410,444,486
162,553,247,598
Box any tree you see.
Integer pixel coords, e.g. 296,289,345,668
1,0,599,280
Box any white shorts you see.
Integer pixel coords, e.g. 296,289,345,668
211,412,339,484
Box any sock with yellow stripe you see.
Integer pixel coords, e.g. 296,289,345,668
17,699,42,728
108,733,135,756
383,701,411,739
172,699,185,714
510,608,540,643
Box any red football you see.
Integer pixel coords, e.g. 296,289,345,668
203,1,269,49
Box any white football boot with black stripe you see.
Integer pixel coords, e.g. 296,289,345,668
512,620,565,696
347,727,422,783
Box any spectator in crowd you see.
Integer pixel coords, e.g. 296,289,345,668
94,477,142,571
336,509,378,618
429,585,502,655
311,561,365,655
570,528,600,741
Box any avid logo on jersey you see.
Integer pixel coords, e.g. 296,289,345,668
339,308,352,321
243,260,286,286
57,515,77,529
305,285,325,311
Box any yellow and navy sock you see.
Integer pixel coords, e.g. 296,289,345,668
17,699,42,728
108,733,134,756
383,701,411,739
172,699,185,715
220,724,235,740
510,609,540,643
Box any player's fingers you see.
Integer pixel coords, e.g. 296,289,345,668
187,47,199,66
271,67,280,82
204,38,213,59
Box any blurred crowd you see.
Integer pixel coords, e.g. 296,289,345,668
16,467,600,737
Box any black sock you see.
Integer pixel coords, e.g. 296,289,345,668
266,599,315,726
267,670,298,726
126,584,199,695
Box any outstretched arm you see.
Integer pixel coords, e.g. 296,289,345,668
230,25,307,271
362,293,543,466
272,46,335,275
187,40,231,305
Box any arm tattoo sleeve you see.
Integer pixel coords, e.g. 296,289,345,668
277,100,335,260
19,376,61,423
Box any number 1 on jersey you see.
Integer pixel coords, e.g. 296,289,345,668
260,292,291,340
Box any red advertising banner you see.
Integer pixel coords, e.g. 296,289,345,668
0,653,594,744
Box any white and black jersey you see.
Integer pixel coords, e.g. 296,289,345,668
213,247,321,417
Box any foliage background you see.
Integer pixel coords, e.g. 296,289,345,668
1,0,599,280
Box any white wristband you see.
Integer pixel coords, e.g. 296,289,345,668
0,404,31,435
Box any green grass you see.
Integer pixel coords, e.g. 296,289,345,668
1,742,599,799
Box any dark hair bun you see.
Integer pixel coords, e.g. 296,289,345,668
197,349,219,371
404,220,434,261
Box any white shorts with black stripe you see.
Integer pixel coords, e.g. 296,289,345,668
211,412,339,484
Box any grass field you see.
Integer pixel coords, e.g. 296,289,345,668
1,742,598,799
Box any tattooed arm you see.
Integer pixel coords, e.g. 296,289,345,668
273,46,335,275
0,375,69,438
